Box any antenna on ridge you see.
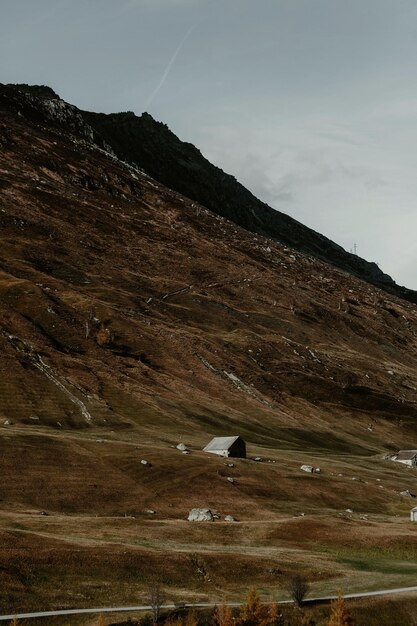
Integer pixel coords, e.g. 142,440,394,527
350,243,358,255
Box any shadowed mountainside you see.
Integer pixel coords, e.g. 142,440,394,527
82,111,417,305
1,82,416,304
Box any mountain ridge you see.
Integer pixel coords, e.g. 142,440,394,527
83,108,415,303
1,81,414,304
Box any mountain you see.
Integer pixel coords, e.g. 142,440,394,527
2,83,417,612
84,108,413,302
2,82,416,304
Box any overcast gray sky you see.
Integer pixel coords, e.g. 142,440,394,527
1,0,417,288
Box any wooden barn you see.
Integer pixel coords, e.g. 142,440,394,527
391,450,417,466
203,435,246,458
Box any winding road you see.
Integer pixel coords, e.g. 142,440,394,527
2,586,417,621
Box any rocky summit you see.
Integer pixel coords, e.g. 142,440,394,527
2,83,417,611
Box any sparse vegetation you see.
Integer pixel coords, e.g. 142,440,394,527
214,605,234,626
267,603,284,626
148,583,165,625
97,614,107,626
284,574,310,607
238,587,268,626
327,596,355,626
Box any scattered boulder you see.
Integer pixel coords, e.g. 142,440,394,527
300,464,314,473
141,459,151,466
400,490,416,498
188,508,214,522
3,420,11,426
227,477,235,484
176,443,187,451
315,467,321,473
254,457,262,462
145,509,156,515
182,450,190,455
224,515,235,522
345,508,353,513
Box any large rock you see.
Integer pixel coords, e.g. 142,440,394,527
300,464,314,473
176,443,187,451
187,508,214,522
401,489,416,498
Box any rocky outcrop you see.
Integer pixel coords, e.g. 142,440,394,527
0,83,111,152
188,508,214,522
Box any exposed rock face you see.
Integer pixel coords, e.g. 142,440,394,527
0,83,100,147
188,508,214,522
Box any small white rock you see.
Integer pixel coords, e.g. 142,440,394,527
301,464,314,473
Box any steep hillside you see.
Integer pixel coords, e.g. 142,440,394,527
82,113,417,305
2,88,417,435
2,85,417,612
1,82,416,304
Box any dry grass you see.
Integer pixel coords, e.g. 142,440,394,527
3,426,417,611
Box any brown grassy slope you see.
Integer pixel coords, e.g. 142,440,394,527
2,107,417,611
1,107,417,439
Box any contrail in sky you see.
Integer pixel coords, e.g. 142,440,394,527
145,25,195,109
